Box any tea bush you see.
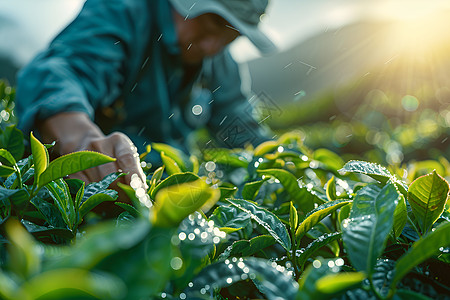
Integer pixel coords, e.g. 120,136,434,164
0,80,449,299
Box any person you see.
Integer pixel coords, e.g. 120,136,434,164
15,0,276,188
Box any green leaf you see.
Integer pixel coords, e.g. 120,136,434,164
74,181,85,209
393,194,407,238
0,149,17,166
30,132,48,186
0,270,26,300
149,165,165,192
391,222,450,288
46,179,76,230
296,200,351,241
152,142,190,171
81,172,122,204
0,197,11,224
0,187,29,212
203,148,249,168
257,168,314,213
185,257,298,300
150,172,199,200
290,201,299,231
218,185,238,201
298,258,358,300
153,179,220,227
340,160,408,195
218,235,276,260
313,148,344,172
94,226,175,299
315,272,365,295
5,220,41,279
297,232,342,270
210,205,251,233
242,178,267,200
160,151,182,175
254,140,279,156
339,160,392,183
21,220,74,240
0,165,15,177
79,193,117,221
48,219,151,269
326,176,337,201
37,151,116,189
227,199,291,251
115,202,140,217
407,170,449,234
21,268,126,300
0,125,25,162
342,184,399,275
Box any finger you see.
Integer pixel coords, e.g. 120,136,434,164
111,134,147,189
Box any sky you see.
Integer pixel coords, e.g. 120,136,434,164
230,0,450,62
1,0,450,65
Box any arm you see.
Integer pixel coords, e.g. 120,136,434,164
15,0,152,187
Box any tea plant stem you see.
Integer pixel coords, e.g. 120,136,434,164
407,214,422,237
290,234,301,280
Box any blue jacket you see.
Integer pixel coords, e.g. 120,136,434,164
16,0,269,155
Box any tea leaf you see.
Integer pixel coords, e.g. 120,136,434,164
0,149,17,166
185,257,297,300
407,170,449,234
150,172,199,199
0,197,11,224
339,160,408,195
257,168,314,213
153,179,220,227
290,201,299,231
160,151,182,175
115,202,141,217
218,235,276,260
342,184,399,275
313,148,344,172
296,200,351,241
254,140,279,156
21,268,126,300
393,194,407,239
0,125,24,162
0,165,15,177
5,220,41,279
298,258,356,300
316,272,365,295
79,193,117,221
339,160,392,182
391,222,450,288
37,151,116,189
242,178,267,200
46,179,76,230
30,132,48,186
152,142,189,171
326,176,337,201
297,232,342,270
210,205,251,233
202,148,249,168
227,199,291,251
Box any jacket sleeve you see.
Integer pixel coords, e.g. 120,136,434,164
204,49,272,148
15,0,151,134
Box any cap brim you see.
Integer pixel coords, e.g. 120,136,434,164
170,0,277,55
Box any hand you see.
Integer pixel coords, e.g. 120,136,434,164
38,112,147,190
